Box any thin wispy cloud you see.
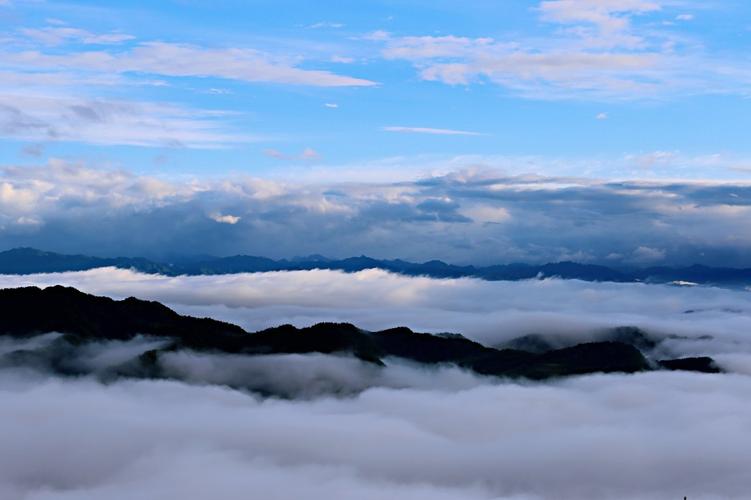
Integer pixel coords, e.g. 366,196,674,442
6,41,376,87
0,21,375,147
308,21,345,29
0,93,252,148
264,147,321,161
382,126,484,136
19,26,135,45
373,1,751,99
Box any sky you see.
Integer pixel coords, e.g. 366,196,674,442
1,0,751,264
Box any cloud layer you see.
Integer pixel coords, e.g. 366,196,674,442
1,365,750,499
2,267,751,499
3,161,751,266
4,267,751,372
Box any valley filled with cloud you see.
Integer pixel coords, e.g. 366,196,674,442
1,269,750,498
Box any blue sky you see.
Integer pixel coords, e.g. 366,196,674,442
2,0,751,177
1,0,751,263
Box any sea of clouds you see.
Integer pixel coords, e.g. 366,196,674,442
1,368,750,499
2,267,751,369
1,268,751,499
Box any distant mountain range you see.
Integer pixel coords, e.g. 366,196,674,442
0,286,718,396
1,247,750,286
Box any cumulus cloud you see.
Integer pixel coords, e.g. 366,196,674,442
630,245,666,263
3,160,751,265
210,213,241,225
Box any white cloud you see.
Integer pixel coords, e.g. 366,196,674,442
308,21,345,29
2,367,749,499
301,147,321,160
2,265,751,498
382,126,483,136
7,41,376,88
264,148,322,161
3,159,751,264
676,13,694,21
0,159,199,220
324,103,339,108
460,205,511,223
625,150,677,169
631,245,666,262
210,213,241,225
538,0,661,36
6,267,751,364
596,112,608,120
374,1,751,99
20,26,135,46
362,30,391,41
0,23,376,147
380,33,665,96
330,55,354,63
0,93,252,148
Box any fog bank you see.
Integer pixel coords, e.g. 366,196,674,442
3,268,751,371
1,369,749,499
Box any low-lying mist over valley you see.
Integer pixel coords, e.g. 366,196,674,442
3,267,750,361
1,271,750,499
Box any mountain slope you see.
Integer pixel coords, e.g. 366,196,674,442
0,286,718,385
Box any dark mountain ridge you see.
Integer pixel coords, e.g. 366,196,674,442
0,286,718,389
1,247,750,286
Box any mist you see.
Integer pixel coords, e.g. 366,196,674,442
3,267,751,371
1,367,749,499
2,269,751,498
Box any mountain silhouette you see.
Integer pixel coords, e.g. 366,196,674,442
2,247,750,286
0,286,718,389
